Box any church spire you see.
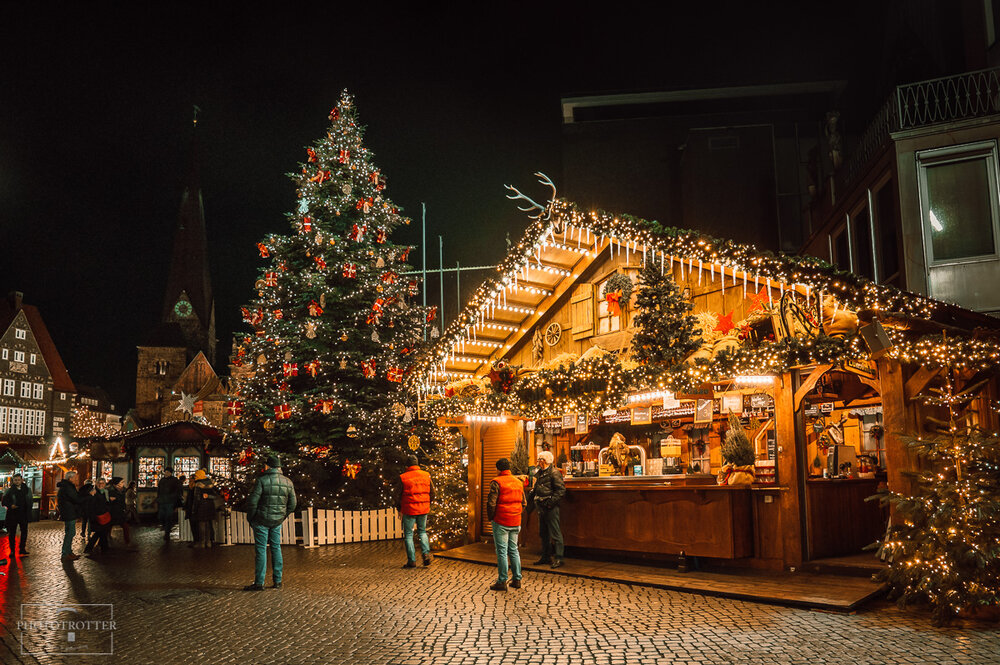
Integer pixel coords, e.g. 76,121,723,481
160,107,216,364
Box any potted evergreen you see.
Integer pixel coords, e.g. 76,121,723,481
717,414,756,485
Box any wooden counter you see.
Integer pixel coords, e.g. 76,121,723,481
806,478,886,559
532,477,754,559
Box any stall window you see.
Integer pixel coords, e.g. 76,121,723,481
830,224,851,270
918,141,1000,264
138,457,164,487
209,456,232,479
874,179,900,283
173,455,200,479
595,276,622,334
90,460,113,481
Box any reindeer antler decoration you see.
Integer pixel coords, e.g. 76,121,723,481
504,172,557,221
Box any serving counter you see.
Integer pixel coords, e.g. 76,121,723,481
523,475,754,560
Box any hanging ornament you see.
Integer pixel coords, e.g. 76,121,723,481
430,327,440,339
314,399,335,414
342,263,357,278
403,407,414,423
376,285,384,293
372,330,380,343
256,354,267,365
274,404,292,420
284,350,293,361
225,401,243,416
407,435,420,451
386,367,403,382
305,360,320,377
302,217,313,233
313,256,327,269
308,300,324,316
309,170,330,184
338,149,350,164
360,358,377,378
283,362,298,377
342,460,361,478
356,197,374,214
257,243,270,258
329,107,340,121
273,309,283,320
339,359,348,370
262,420,274,431
375,228,387,244
264,272,278,287
380,271,398,284
392,402,406,417
349,223,367,241
305,321,317,339
346,426,358,438
342,183,352,195
398,247,412,262
426,307,438,323
375,256,386,268
306,147,317,162
315,232,324,245
340,332,349,342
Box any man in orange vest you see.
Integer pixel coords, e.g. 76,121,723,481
399,455,433,568
486,457,526,591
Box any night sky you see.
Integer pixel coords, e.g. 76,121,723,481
0,5,876,409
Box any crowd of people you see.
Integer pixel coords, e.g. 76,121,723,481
2,452,566,591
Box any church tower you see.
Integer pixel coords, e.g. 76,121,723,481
135,111,218,424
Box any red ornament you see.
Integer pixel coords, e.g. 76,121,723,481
257,242,270,258
386,367,403,383
264,272,278,287
349,224,367,242
313,399,335,414
355,197,374,213
748,288,769,313
375,228,387,244
398,248,411,262
407,280,418,296
308,300,324,316
307,147,317,162
426,306,437,323
278,262,288,272
309,169,330,184
342,460,361,479
305,360,320,377
360,359,377,378
283,362,298,378
274,404,292,420
313,256,327,269
302,217,313,233
338,149,349,163
342,263,357,278
328,107,340,121
380,271,398,284
225,401,243,416
273,309,283,320
714,311,736,335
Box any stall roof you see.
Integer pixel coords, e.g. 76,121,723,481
413,190,1000,391
91,420,226,449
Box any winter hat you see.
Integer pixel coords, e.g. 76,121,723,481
110,476,123,486
406,455,419,467
265,454,281,469
194,469,207,480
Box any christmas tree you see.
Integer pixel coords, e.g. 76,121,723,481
874,371,1000,625
231,91,444,509
631,263,702,367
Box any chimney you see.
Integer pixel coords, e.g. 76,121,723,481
8,291,23,310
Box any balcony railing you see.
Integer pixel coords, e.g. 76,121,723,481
844,66,1000,184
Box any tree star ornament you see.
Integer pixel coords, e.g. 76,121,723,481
175,391,197,416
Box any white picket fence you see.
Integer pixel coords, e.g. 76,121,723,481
177,507,402,547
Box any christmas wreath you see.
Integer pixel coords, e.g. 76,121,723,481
487,360,517,394
601,273,634,316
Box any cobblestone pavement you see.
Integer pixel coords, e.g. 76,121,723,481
0,522,997,665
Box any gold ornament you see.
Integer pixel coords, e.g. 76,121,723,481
305,321,317,339
340,333,349,341
407,435,420,451
263,420,274,431
377,285,384,293
320,293,326,308
347,425,358,438
376,257,385,268
257,354,267,365
339,359,348,369
342,183,352,195
284,350,293,361
392,402,405,417
315,233,323,244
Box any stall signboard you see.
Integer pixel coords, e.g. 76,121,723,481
575,413,589,434
602,410,632,424
662,393,681,409
841,359,877,380
542,419,562,432
767,430,777,460
561,414,574,430
598,464,614,476
721,393,743,414
748,393,773,409
804,404,820,417
820,402,835,414
441,416,466,427
694,398,715,424
631,406,652,425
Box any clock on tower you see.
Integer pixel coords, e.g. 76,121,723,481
174,297,194,318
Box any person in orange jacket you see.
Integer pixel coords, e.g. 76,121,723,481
486,457,527,591
399,455,434,568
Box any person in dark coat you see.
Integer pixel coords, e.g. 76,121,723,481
191,469,221,548
183,474,200,547
56,471,83,562
2,473,33,558
529,450,566,568
83,478,112,556
124,481,138,524
78,480,93,540
107,477,131,547
156,467,182,541
243,455,296,591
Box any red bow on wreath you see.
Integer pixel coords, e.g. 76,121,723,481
349,224,367,241
342,263,357,278
360,359,377,378
605,290,623,316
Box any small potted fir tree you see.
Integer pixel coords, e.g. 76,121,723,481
717,414,756,485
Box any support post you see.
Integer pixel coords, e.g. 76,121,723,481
439,235,445,328
422,202,427,341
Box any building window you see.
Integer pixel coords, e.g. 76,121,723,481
9,408,23,435
29,353,36,365
60,392,66,400
830,224,851,270
32,410,45,436
13,351,24,363
1,349,7,360
32,383,43,400
173,455,199,480
209,456,232,479
20,381,31,398
15,329,25,340
918,141,1000,265
138,457,164,487
3,379,14,396
874,179,900,283
595,276,622,335
91,460,113,482
155,360,169,376
850,202,875,280
0,406,6,433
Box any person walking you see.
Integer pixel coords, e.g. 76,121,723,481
84,478,112,556
2,473,33,558
156,467,182,541
486,458,526,591
57,471,83,562
243,455,296,591
190,469,221,548
398,455,433,569
107,477,131,548
183,474,200,547
124,481,139,524
530,450,566,568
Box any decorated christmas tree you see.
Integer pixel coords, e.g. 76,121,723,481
631,263,702,367
874,371,1000,625
230,91,444,509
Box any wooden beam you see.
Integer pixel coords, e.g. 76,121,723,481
793,364,834,411
774,372,804,567
904,365,941,401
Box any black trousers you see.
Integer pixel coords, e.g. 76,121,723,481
7,520,27,552
538,506,564,559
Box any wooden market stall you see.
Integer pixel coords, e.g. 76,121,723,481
414,186,1000,572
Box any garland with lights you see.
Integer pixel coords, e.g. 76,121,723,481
872,371,1000,625
231,91,461,510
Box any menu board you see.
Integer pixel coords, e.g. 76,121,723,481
575,412,589,434
722,393,743,414
561,414,575,430
694,398,715,424
631,406,652,425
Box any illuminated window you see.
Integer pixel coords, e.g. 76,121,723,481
173,456,199,480
90,460,113,481
138,457,164,487
209,456,232,479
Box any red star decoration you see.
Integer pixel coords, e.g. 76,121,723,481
714,311,736,335
748,288,769,313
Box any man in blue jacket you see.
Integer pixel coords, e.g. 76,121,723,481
243,455,297,591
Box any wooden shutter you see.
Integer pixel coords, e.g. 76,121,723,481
480,421,517,534
571,283,595,340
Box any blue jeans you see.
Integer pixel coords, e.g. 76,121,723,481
62,519,76,556
252,524,283,585
492,522,522,584
401,513,430,562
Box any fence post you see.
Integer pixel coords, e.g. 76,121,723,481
301,507,318,548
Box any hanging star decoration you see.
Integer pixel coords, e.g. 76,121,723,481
175,391,197,417
714,311,736,335
748,288,769,313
